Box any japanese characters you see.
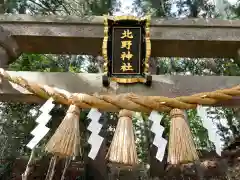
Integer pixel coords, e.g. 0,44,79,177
120,29,134,72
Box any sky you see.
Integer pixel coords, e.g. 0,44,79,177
222,0,237,3
115,0,135,15
115,0,239,15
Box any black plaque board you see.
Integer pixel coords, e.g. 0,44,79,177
112,27,141,75
102,16,151,84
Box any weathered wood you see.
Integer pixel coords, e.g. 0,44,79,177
0,15,240,57
0,25,22,65
0,27,21,67
0,71,239,106
0,47,9,68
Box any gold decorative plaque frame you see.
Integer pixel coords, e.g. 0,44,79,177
102,15,151,84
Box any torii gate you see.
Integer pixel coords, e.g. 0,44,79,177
0,14,239,180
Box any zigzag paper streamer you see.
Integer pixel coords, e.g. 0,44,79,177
197,105,222,156
149,110,167,161
87,108,104,160
27,97,55,149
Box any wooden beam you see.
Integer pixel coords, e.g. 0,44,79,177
0,71,239,106
0,15,240,58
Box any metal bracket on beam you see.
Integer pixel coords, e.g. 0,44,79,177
102,75,110,87
0,26,21,66
145,74,152,87
235,49,240,67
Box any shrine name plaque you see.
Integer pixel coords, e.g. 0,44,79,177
112,27,141,75
102,16,152,85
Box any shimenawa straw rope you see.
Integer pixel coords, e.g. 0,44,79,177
0,68,239,113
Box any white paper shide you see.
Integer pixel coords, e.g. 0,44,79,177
87,108,104,160
197,105,222,156
27,97,55,149
149,110,167,161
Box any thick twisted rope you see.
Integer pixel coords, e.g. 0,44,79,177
0,68,239,113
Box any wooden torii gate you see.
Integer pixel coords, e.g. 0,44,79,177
0,14,239,179
0,15,239,104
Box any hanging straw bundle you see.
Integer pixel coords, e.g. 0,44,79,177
44,156,58,180
45,104,81,158
106,109,138,167
167,108,199,165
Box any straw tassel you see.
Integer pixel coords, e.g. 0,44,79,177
167,108,199,165
106,109,138,167
45,156,58,180
45,104,81,158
